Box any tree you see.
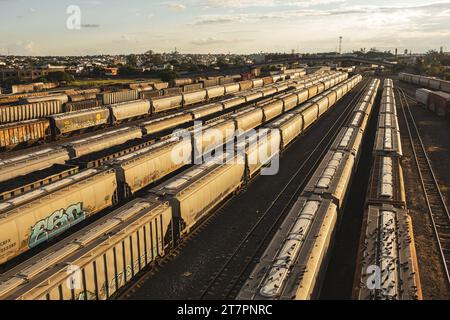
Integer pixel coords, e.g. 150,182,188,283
126,54,138,68
159,70,179,83
39,71,74,83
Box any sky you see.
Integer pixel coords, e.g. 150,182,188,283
0,0,449,56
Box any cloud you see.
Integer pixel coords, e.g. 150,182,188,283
198,0,346,8
8,41,39,55
193,1,450,24
190,37,251,45
167,3,187,11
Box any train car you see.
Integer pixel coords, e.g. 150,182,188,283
0,167,118,264
442,80,450,93
97,90,139,105
356,204,422,300
64,127,143,158
163,88,182,96
189,103,223,119
219,77,235,85
302,150,355,209
140,90,162,100
151,95,183,113
279,93,299,112
309,94,330,117
238,76,371,301
0,148,69,183
111,137,192,199
49,107,110,136
366,155,406,207
183,83,203,93
237,196,338,300
141,112,194,135
239,80,253,91
236,129,281,178
64,99,100,113
231,107,264,133
0,100,62,123
354,78,422,300
107,100,151,123
260,100,284,122
129,83,154,92
223,83,240,95
0,119,51,148
260,86,278,97
266,111,303,149
330,126,364,159
150,154,245,236
262,76,274,86
182,90,208,107
172,78,194,87
205,86,225,100
380,95,397,116
415,88,432,106
428,91,450,119
200,78,219,88
238,90,263,103
298,101,319,131
349,109,369,133
252,79,264,89
399,73,450,94
67,92,98,103
153,82,169,90
192,118,236,156
0,197,173,300
373,127,403,157
23,93,69,105
220,97,247,110
292,87,308,105
377,112,400,131
384,79,394,88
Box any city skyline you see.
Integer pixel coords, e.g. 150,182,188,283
1,0,450,56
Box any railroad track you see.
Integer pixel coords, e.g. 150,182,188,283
197,78,373,300
115,78,371,300
396,87,450,285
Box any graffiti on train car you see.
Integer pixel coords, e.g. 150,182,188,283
29,203,86,248
100,253,147,298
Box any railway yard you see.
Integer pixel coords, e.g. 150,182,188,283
0,69,448,300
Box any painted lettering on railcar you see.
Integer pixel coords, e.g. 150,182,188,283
28,202,86,248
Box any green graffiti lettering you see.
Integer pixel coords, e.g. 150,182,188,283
29,203,85,248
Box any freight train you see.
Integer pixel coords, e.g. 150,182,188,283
399,72,450,93
0,72,347,182
0,73,320,149
0,75,362,300
237,77,379,300
0,73,352,265
353,79,422,300
415,88,450,120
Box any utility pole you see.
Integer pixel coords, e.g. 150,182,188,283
338,36,343,55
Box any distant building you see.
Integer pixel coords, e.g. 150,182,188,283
40,64,66,72
0,65,67,83
104,67,118,76
0,68,49,82
250,54,266,64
